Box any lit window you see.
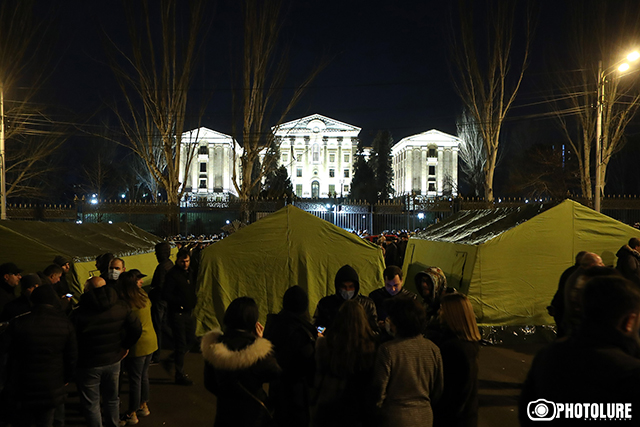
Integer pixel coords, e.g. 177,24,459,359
312,144,320,162
330,153,335,163
329,169,335,177
297,154,302,162
344,154,350,163
296,184,303,197
329,184,335,195
344,169,350,178
282,154,288,163
297,168,302,177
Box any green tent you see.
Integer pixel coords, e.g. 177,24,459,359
0,221,170,298
195,205,385,333
402,200,640,326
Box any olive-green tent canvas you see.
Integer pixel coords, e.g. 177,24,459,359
195,205,385,333
402,200,640,326
0,221,168,298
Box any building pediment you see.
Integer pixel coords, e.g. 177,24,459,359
182,127,234,143
392,129,460,154
273,114,361,135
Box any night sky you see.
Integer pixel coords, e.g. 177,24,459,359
17,0,640,200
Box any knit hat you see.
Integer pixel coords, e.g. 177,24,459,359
53,255,71,266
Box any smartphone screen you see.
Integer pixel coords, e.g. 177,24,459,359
317,326,326,334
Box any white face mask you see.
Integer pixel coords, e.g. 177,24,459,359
339,289,355,300
108,269,121,281
385,318,395,336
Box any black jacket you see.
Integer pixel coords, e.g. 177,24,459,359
163,266,197,313
0,281,17,316
520,325,640,426
202,330,281,427
369,287,417,322
70,286,142,368
314,265,378,331
430,328,480,427
616,245,640,285
7,304,77,407
149,258,173,302
0,294,32,322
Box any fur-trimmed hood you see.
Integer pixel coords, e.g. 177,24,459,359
201,330,274,371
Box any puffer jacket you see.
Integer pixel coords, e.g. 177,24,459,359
616,245,640,285
7,304,77,407
70,286,142,368
202,330,281,427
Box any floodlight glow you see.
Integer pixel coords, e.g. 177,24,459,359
619,63,630,72
628,51,640,62
108,221,113,224
417,212,425,220
121,194,126,199
226,220,230,224
76,220,83,224
90,199,98,205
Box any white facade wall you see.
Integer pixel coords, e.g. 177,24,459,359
273,114,362,198
391,129,460,197
179,127,241,201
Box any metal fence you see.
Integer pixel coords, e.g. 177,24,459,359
7,195,640,237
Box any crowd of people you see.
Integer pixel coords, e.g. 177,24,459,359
202,264,480,427
6,235,640,426
0,243,199,427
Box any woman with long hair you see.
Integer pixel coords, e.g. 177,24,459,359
372,297,444,427
202,297,281,427
432,293,481,427
118,269,157,426
312,299,378,427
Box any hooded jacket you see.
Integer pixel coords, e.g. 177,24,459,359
313,265,378,331
414,267,447,320
202,330,281,427
616,245,640,285
70,286,142,368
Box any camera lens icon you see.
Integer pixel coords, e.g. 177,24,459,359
527,399,556,421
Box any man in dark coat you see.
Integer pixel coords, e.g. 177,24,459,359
616,238,640,285
264,286,317,427
369,265,417,324
6,285,77,427
52,255,72,298
0,263,21,316
547,251,587,337
163,249,197,385
70,276,142,427
149,241,173,364
313,264,378,331
520,275,640,425
0,274,41,322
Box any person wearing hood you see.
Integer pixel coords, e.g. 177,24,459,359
70,276,142,427
149,241,173,364
202,297,281,427
414,267,448,323
616,238,640,285
6,285,77,427
313,264,378,331
263,286,317,427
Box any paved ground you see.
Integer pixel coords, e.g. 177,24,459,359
60,343,547,427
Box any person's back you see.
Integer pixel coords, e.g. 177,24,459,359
520,275,640,425
616,238,640,284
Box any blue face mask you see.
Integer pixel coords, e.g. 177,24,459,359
339,289,355,300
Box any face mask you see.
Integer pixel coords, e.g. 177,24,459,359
108,269,121,281
385,318,395,336
339,289,355,300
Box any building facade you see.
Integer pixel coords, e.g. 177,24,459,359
178,119,460,202
273,114,362,198
178,127,240,201
391,129,460,197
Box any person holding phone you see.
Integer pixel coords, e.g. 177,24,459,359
202,297,281,427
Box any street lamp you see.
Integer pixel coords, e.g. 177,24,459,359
595,51,639,212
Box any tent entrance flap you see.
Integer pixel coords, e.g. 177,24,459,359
450,251,468,292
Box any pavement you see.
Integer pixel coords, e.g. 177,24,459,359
58,343,547,427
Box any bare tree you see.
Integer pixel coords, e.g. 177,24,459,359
107,0,209,207
456,109,487,197
230,0,323,221
549,0,640,199
449,0,532,202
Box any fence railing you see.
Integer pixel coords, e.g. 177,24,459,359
6,195,640,237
